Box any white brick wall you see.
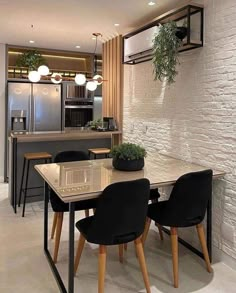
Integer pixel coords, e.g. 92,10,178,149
123,0,236,266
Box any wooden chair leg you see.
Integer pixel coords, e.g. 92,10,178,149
98,245,106,293
170,227,178,288
74,234,86,275
157,223,164,241
53,212,64,263
85,209,89,217
134,237,151,293
124,243,128,251
51,212,58,239
142,217,151,245
196,224,212,273
118,244,123,263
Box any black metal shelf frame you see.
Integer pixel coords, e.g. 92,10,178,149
123,4,204,65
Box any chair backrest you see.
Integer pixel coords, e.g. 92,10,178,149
50,151,89,211
86,178,150,245
166,169,213,227
54,150,89,163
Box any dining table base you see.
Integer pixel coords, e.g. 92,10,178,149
43,182,75,293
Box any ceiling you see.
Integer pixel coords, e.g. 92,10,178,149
0,0,189,53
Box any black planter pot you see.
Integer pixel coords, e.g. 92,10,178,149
112,158,144,171
175,27,187,40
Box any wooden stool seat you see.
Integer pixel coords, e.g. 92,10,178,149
88,148,110,159
24,152,52,160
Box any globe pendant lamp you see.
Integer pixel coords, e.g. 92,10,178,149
38,65,49,76
86,81,97,91
75,74,86,85
28,70,41,82
93,74,103,85
51,73,62,84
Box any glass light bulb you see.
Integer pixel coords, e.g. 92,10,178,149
51,73,62,84
38,65,50,76
75,74,86,85
28,71,41,82
86,81,97,91
93,74,103,85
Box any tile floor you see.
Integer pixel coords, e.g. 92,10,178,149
0,183,236,292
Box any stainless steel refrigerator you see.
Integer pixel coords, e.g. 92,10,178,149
7,82,62,133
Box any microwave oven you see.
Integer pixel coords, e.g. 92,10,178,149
66,84,93,100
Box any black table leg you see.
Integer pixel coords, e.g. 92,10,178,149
12,137,17,213
68,202,75,293
43,182,67,293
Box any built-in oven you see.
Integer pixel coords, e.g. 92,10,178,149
64,99,93,128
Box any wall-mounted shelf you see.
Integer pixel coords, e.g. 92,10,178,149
123,4,204,64
7,46,94,79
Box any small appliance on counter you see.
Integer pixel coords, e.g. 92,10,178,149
103,117,118,131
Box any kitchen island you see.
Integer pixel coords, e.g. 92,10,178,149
8,129,122,213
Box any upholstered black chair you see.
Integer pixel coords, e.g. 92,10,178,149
142,170,213,288
74,178,151,293
50,150,97,263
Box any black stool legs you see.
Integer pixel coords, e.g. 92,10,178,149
19,158,51,217
22,160,30,217
18,158,26,208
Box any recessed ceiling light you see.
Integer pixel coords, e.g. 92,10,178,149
29,40,35,43
75,45,81,48
92,37,96,40
148,1,156,6
114,23,120,27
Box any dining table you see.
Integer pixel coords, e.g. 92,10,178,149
35,153,225,293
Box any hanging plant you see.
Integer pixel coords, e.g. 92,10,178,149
152,21,187,85
16,50,47,70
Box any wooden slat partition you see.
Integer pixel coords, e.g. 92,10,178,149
102,35,123,144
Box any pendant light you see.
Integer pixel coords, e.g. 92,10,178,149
28,70,41,82
75,73,86,85
92,33,104,86
51,73,62,84
38,65,50,76
86,81,98,91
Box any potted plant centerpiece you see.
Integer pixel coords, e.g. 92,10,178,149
152,21,187,85
111,142,147,171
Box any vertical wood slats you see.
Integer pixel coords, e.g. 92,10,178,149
102,36,123,138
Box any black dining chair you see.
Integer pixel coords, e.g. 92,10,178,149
74,178,151,293
142,169,213,288
50,150,97,263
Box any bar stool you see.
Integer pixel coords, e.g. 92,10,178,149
88,148,110,159
18,152,52,217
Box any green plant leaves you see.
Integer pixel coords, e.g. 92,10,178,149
111,143,147,160
152,21,182,85
16,50,47,70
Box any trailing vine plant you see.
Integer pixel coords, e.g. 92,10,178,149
152,21,184,85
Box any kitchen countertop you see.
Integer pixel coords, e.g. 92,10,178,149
10,129,122,142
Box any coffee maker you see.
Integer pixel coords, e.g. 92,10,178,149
103,117,117,131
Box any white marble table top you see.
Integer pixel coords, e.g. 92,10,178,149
35,154,225,203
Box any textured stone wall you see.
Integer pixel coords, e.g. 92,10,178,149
123,0,236,266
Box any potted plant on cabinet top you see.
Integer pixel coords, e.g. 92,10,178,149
16,50,46,70
152,21,187,85
111,142,147,171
